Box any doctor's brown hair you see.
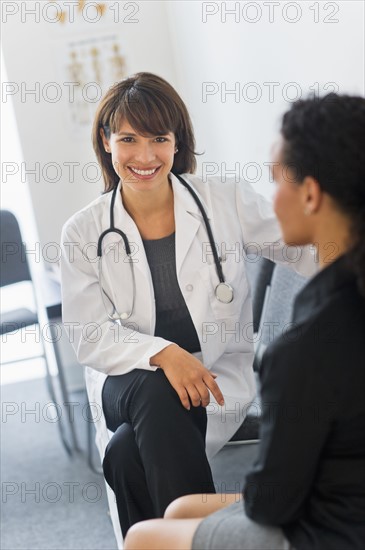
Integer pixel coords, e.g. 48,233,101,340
92,72,197,192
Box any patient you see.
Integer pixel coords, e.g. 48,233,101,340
124,94,365,550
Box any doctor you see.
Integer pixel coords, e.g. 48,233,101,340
60,72,315,538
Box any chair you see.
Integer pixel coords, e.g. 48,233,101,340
254,264,307,372
210,263,308,493
244,256,275,333
225,257,275,446
226,263,307,445
0,209,77,455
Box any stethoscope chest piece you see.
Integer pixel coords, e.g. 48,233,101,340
120,311,131,320
215,282,234,304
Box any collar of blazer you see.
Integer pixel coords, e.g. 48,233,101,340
293,253,356,326
99,173,212,276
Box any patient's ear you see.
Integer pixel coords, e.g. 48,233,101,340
301,176,322,215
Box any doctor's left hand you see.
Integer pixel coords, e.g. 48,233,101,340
150,344,225,410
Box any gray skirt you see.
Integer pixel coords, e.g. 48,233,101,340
192,500,294,550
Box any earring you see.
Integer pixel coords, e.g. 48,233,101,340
175,148,179,154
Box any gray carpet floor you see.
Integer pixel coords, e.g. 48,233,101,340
1,377,117,550
1,375,258,550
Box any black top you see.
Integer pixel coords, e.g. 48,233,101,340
244,255,365,550
142,233,201,354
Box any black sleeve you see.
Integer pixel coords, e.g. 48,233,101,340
243,326,337,525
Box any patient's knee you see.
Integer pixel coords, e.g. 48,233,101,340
124,520,163,550
124,522,147,549
164,495,193,519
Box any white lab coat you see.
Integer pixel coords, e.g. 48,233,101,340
60,171,315,477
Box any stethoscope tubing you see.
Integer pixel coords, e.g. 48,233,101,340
97,174,233,320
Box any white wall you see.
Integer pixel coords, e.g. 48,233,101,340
167,0,365,195
2,1,177,251
2,0,364,255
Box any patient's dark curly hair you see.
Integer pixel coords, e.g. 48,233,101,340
281,93,365,296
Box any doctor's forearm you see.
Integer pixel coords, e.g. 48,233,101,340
149,343,179,367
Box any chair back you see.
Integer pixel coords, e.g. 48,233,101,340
245,256,275,333
0,210,31,288
254,264,307,371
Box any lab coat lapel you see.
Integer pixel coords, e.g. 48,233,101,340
171,174,210,276
100,174,211,280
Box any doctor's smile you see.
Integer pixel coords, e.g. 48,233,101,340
128,166,161,178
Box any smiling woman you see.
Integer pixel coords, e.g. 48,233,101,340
92,72,197,193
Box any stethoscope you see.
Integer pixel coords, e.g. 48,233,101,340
97,173,234,322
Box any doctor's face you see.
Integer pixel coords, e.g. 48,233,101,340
101,120,176,193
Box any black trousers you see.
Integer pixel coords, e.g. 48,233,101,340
102,368,215,537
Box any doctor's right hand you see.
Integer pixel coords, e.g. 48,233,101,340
149,344,225,410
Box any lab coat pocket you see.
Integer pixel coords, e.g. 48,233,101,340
199,255,248,320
